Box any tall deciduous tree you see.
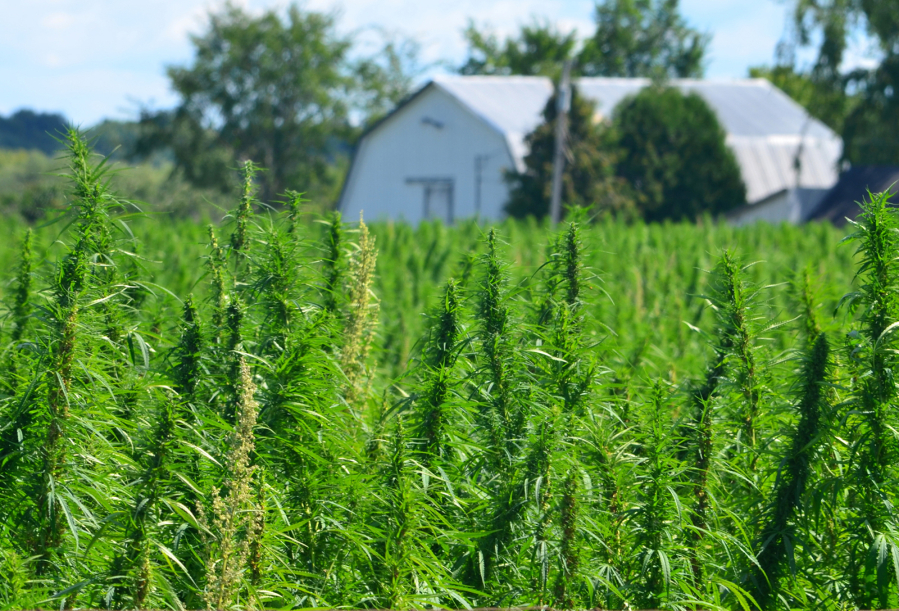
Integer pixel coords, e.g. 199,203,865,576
578,0,709,78
458,0,708,79
458,19,578,77
137,3,417,204
613,86,746,222
757,0,899,164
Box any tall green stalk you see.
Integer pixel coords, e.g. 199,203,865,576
207,226,229,337
552,466,581,609
10,229,32,347
477,229,519,462
841,190,899,608
322,211,343,314
415,279,461,466
33,129,114,574
714,250,762,449
631,381,681,609
751,332,830,609
107,396,178,608
0,231,36,478
229,161,260,270
173,295,203,400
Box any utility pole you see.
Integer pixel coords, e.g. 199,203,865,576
474,154,487,218
549,59,572,226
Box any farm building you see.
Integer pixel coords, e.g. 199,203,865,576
338,75,843,224
807,165,899,225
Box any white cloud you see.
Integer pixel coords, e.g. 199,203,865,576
41,11,77,29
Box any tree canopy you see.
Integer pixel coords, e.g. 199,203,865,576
136,3,417,204
750,0,899,164
507,84,745,222
458,19,577,77
613,86,746,222
459,0,708,79
578,0,708,78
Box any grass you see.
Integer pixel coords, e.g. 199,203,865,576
1,130,898,610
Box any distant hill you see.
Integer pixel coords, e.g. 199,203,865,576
0,109,68,154
87,119,142,159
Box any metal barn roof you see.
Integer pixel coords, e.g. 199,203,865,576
430,75,842,204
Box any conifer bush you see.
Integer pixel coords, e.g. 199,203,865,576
3,131,899,610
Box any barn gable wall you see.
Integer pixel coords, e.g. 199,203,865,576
340,86,515,224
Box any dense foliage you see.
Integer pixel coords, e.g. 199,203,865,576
136,3,418,203
612,86,747,221
0,149,228,222
5,133,899,611
504,87,630,219
751,0,899,165
506,86,744,222
458,18,578,77
578,0,708,79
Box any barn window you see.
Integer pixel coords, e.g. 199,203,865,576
406,177,454,224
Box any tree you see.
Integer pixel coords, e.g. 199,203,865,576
137,3,416,204
612,86,746,222
458,19,577,77
0,110,68,155
769,0,899,164
578,0,708,78
459,0,707,79
504,86,631,219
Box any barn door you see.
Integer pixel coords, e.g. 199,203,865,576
425,182,453,224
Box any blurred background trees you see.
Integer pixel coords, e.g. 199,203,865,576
613,87,746,221
577,0,708,78
504,87,630,219
0,111,67,155
3,0,896,221
474,0,738,222
458,20,578,77
135,4,418,204
750,0,899,165
504,84,745,222
459,0,708,79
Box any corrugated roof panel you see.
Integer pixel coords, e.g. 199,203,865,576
729,145,765,202
575,78,648,116
798,138,842,187
433,75,552,137
681,81,833,138
733,140,782,202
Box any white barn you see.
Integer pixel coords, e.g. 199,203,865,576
338,75,843,224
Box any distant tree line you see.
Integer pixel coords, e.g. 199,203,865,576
0,110,67,155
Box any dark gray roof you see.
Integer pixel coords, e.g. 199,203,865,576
809,166,899,225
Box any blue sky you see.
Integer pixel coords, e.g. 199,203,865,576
0,0,827,125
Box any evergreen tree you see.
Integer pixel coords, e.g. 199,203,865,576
505,86,631,219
